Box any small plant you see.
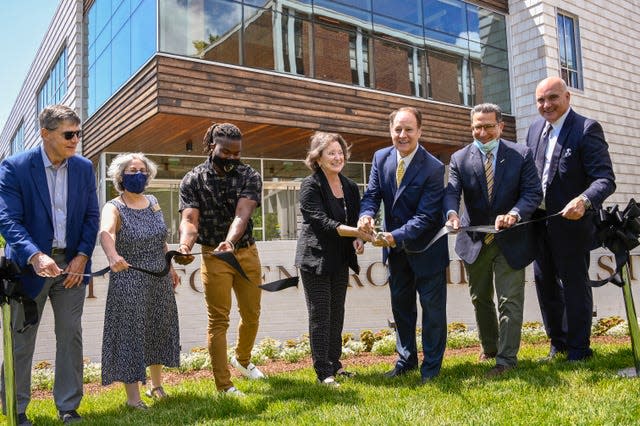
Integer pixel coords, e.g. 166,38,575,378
446,330,479,349
34,360,52,370
255,337,282,360
592,316,625,336
342,332,354,345
360,330,375,352
606,321,630,337
371,334,396,356
448,322,467,333
374,328,393,341
342,340,366,359
522,321,544,330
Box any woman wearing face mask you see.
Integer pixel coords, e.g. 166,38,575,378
99,153,181,409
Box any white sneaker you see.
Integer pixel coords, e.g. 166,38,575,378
319,376,340,387
231,356,266,379
221,386,245,397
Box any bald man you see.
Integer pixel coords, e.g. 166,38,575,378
526,77,615,361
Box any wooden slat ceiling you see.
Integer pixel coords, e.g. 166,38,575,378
100,112,460,163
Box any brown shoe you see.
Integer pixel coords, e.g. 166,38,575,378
486,364,514,377
478,352,497,361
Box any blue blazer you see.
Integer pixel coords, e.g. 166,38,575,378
0,147,100,299
360,145,449,275
526,109,616,253
444,139,542,270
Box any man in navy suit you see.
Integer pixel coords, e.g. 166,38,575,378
359,107,449,383
444,103,542,376
0,105,99,425
526,77,615,361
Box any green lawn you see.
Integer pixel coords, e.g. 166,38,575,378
6,340,640,425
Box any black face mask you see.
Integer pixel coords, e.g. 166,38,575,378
212,155,241,173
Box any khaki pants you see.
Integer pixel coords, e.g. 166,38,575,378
201,244,262,391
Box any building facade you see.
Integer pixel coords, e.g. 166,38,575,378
1,0,638,363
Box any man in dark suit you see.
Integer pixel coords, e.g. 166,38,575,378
444,103,542,376
359,107,449,383
526,77,615,361
0,105,100,425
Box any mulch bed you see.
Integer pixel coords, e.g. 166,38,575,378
30,336,629,400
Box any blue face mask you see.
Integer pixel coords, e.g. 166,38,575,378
122,172,148,194
473,138,499,154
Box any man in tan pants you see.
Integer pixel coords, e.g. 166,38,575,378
177,122,265,395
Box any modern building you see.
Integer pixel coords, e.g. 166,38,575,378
1,0,638,363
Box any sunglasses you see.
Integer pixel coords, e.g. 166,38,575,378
60,130,82,140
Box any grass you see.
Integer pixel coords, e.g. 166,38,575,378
5,340,640,425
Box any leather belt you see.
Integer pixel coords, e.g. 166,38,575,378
51,248,66,255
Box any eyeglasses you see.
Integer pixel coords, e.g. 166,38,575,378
471,124,499,131
61,130,82,140
124,169,148,175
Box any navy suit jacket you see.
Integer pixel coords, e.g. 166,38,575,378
360,145,449,275
0,146,100,299
444,139,542,270
526,109,616,254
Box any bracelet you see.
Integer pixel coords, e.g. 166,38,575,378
225,240,236,251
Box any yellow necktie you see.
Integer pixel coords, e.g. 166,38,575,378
484,152,494,245
396,159,405,188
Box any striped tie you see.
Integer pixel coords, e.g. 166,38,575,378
484,152,494,245
396,159,405,188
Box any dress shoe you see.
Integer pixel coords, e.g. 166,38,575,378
486,364,514,377
478,352,497,362
18,413,33,426
421,375,437,384
384,366,415,378
539,346,567,363
567,348,593,362
59,409,82,424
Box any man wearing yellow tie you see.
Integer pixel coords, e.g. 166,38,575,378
359,107,450,384
444,103,542,376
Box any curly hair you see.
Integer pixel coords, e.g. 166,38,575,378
107,152,158,193
304,131,351,171
202,122,242,154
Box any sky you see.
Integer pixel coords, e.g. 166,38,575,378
0,1,58,132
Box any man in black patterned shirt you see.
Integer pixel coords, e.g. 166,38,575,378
176,122,264,395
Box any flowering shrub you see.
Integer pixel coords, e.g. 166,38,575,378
371,334,396,355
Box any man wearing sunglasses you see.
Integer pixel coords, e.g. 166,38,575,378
0,104,99,425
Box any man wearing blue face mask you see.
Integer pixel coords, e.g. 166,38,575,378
444,103,542,377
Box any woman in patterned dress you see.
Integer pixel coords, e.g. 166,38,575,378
99,153,180,409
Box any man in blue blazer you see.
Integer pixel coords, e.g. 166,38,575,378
526,77,615,361
444,103,542,376
359,107,449,383
0,105,99,425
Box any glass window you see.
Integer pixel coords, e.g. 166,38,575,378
10,122,25,154
349,29,370,86
313,21,354,85
557,12,582,89
372,37,413,95
279,9,311,77
372,0,421,36
244,5,275,70
477,64,511,114
87,0,157,115
37,49,67,114
424,0,466,45
313,0,372,24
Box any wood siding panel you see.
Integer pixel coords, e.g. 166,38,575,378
84,54,514,164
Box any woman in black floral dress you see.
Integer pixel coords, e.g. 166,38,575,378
100,153,180,409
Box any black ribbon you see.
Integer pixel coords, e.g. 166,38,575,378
589,199,640,287
71,250,298,292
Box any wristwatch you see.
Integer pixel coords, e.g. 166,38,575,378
580,194,592,210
